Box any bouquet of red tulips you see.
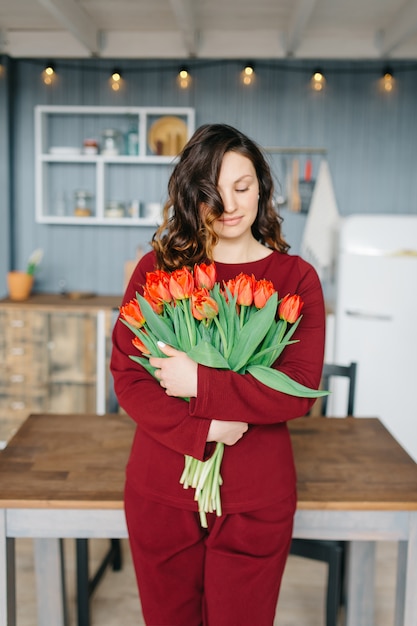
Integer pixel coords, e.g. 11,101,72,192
119,262,327,527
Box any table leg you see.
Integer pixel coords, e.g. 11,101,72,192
33,538,67,626
403,512,417,626
0,510,16,626
346,540,375,626
395,541,406,626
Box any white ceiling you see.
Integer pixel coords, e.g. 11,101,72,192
1,0,417,60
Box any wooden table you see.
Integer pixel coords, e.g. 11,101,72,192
1,414,417,626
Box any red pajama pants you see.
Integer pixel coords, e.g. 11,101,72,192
125,481,296,626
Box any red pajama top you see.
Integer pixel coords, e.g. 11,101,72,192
110,250,325,513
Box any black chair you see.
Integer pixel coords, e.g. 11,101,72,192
289,361,357,626
76,538,122,626
321,362,357,417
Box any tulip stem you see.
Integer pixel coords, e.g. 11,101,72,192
182,299,196,347
240,305,246,329
213,316,230,358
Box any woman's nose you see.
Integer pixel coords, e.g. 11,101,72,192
221,193,237,213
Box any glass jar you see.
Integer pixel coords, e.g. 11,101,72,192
101,129,123,156
82,138,99,155
105,201,125,218
74,190,93,217
125,118,139,156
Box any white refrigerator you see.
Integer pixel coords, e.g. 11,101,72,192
332,214,417,462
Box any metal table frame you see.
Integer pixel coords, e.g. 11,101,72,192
1,507,417,626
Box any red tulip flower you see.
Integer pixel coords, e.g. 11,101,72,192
169,267,194,300
194,262,217,290
191,288,219,321
119,299,145,328
224,273,255,306
253,279,276,309
222,277,236,303
144,269,172,305
278,294,304,323
132,335,151,355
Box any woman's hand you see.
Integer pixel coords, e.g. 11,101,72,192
150,343,248,444
207,419,248,446
150,342,198,398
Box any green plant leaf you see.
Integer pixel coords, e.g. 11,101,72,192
247,339,298,366
282,315,302,342
120,319,163,355
211,285,237,357
171,301,192,351
187,341,231,369
137,294,179,347
228,293,278,371
246,364,329,398
129,354,156,376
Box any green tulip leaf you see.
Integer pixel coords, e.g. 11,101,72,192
187,341,231,369
129,354,156,376
137,294,179,347
228,294,278,371
246,364,329,398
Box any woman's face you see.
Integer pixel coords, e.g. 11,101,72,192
208,150,260,244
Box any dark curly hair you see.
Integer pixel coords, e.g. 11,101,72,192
152,123,289,270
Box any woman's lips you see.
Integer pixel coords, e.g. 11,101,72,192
219,216,242,226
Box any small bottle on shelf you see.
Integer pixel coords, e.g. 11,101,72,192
74,190,93,217
125,117,139,156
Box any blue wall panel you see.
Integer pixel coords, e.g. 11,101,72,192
4,58,417,296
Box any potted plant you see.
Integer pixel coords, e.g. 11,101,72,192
7,248,43,301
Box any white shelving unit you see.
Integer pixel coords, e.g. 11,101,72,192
34,105,195,226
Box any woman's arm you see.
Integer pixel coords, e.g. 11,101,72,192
190,260,326,425
110,252,211,460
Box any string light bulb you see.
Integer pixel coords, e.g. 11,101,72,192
110,68,123,92
310,69,326,92
177,67,191,89
241,64,255,86
42,63,56,86
380,66,395,93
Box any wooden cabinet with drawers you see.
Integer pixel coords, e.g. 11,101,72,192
0,294,121,447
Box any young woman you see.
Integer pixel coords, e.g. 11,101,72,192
110,123,326,626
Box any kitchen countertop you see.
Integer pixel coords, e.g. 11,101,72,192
0,292,122,311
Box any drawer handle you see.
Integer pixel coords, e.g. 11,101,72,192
345,309,392,321
11,401,25,410
10,319,25,328
10,347,25,356
10,374,25,383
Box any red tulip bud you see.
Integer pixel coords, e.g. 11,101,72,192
194,262,217,290
278,294,304,323
253,279,276,308
191,288,219,321
169,267,194,300
132,335,151,354
231,273,255,306
120,299,145,328
144,269,172,310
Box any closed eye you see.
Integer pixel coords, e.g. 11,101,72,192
236,187,249,193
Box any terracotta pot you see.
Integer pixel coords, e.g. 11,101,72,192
7,271,34,301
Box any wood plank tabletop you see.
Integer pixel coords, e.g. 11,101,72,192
0,293,122,311
0,413,133,509
0,414,417,511
289,417,417,510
